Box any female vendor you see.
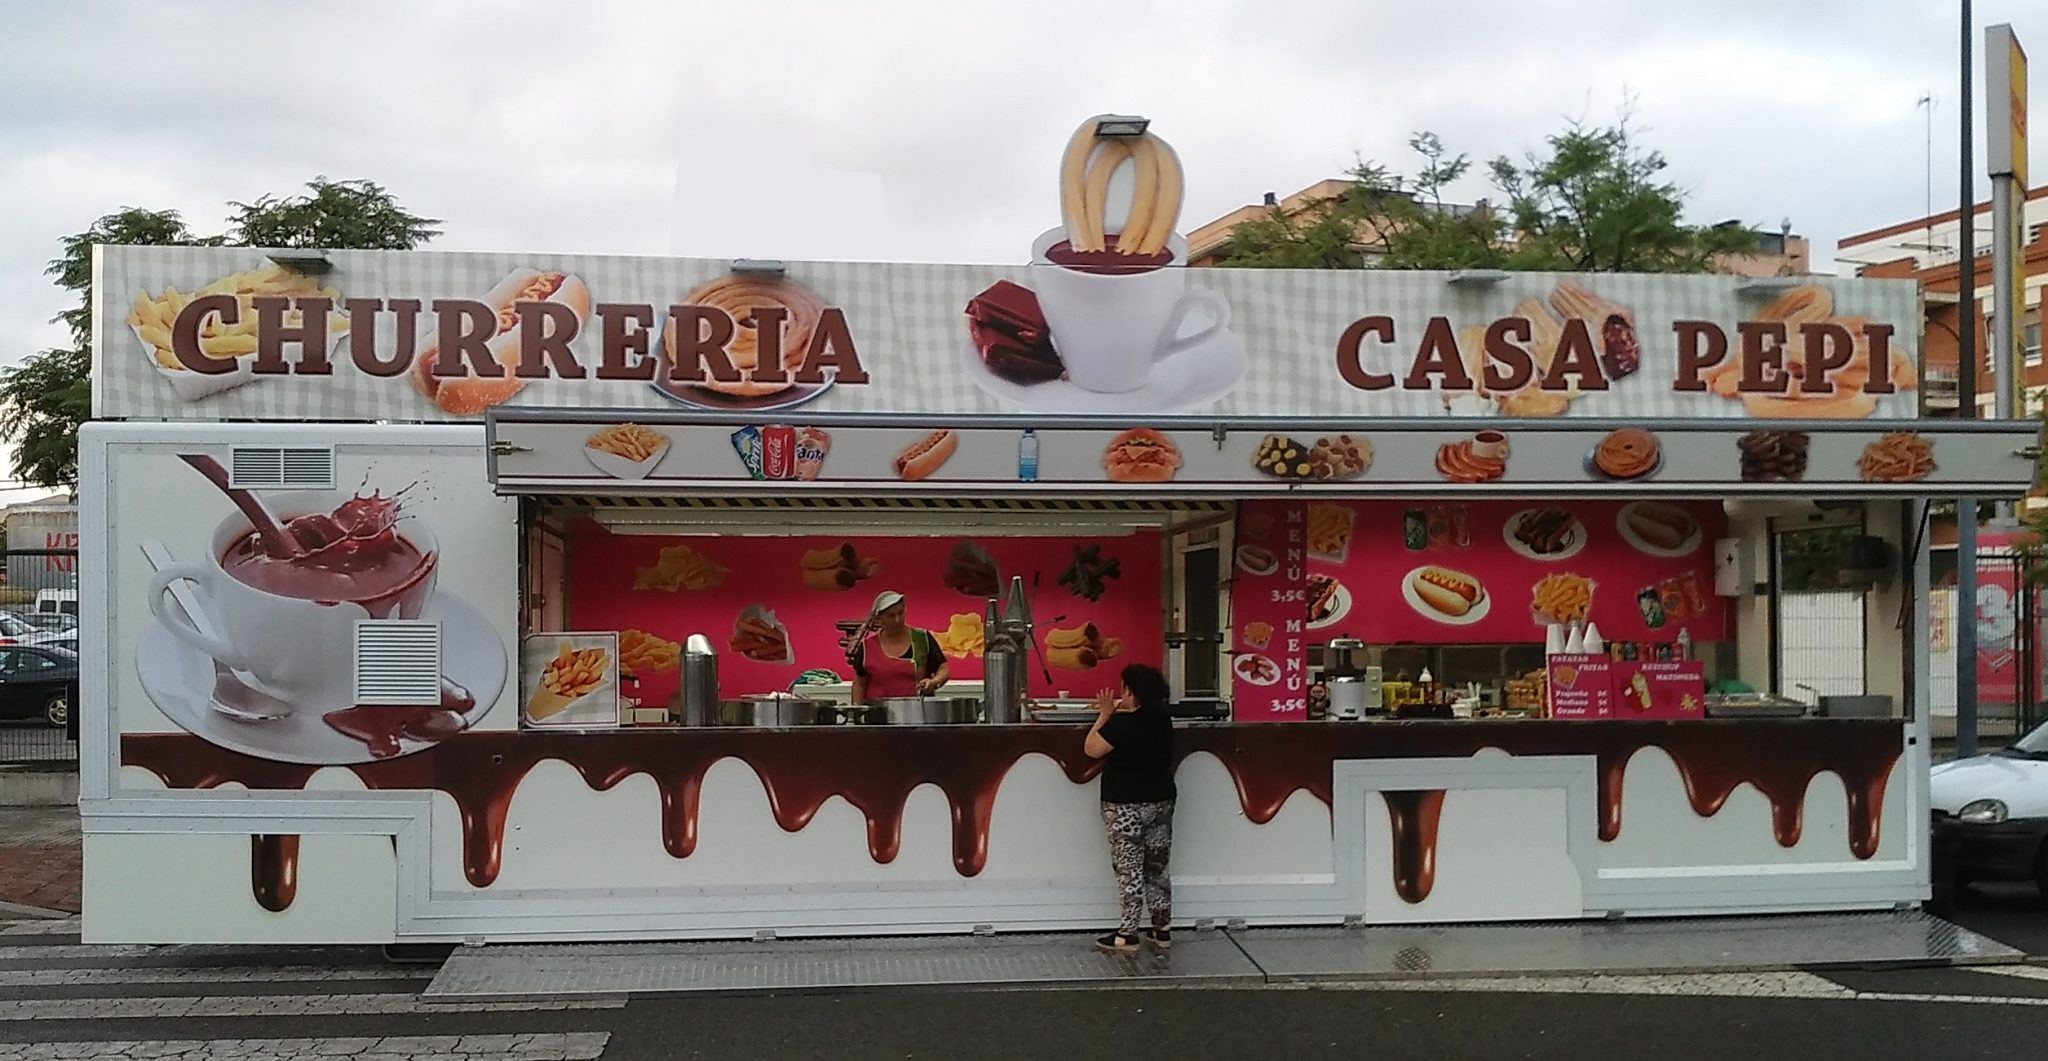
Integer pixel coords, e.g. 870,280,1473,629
849,590,949,704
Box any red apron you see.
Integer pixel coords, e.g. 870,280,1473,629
861,632,921,701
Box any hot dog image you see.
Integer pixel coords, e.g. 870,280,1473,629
894,429,959,481
1101,428,1182,483
1410,565,1485,619
410,268,593,415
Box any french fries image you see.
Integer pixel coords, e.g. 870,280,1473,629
618,629,681,675
587,423,669,463
634,545,726,592
1531,573,1593,625
1857,432,1936,483
936,613,987,660
127,267,346,370
528,642,610,720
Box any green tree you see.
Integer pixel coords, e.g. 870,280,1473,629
1,209,215,488
1215,111,1755,272
0,180,439,487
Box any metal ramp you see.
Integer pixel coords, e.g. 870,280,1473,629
424,911,2023,1000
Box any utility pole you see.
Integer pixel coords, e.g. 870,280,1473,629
1956,0,1979,759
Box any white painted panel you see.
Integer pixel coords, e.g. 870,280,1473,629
82,833,396,945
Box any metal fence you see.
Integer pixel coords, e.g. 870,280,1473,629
0,548,79,767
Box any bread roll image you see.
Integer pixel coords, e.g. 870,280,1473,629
1410,566,1484,619
1046,644,1101,670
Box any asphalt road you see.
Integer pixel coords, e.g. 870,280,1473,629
1942,881,2048,954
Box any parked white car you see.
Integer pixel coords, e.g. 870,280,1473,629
1930,721,2048,893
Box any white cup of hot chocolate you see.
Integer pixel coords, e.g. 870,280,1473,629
147,493,439,708
1028,227,1231,394
1470,431,1509,460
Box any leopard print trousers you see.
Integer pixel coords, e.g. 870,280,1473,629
1102,800,1174,936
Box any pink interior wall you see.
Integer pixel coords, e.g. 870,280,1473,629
565,520,1163,704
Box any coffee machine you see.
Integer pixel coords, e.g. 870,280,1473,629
1322,639,1380,720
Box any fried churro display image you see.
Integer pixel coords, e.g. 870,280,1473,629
618,629,681,675
633,544,727,592
521,635,619,727
1056,117,1184,265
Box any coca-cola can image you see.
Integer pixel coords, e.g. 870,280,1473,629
761,425,796,479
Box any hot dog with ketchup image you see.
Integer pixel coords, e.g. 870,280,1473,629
1409,565,1485,619
893,430,958,481
410,268,594,415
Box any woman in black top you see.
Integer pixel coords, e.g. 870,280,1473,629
1084,664,1176,955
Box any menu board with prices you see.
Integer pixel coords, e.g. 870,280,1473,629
1230,500,1309,722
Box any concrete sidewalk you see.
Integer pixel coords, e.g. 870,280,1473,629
424,911,2024,1001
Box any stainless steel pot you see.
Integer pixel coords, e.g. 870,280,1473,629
707,695,840,727
866,696,984,726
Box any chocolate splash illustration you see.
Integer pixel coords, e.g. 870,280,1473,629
122,720,1902,909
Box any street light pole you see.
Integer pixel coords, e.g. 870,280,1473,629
1956,0,1979,759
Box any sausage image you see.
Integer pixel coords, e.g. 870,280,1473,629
1410,565,1484,618
894,430,958,480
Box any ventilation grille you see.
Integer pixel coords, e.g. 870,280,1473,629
351,620,443,706
229,446,336,490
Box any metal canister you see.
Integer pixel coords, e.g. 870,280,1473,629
681,634,718,726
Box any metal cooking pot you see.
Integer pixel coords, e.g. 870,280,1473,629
707,695,840,727
866,696,984,726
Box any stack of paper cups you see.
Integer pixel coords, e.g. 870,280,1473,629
1545,623,1567,655
1563,622,1586,654
1581,622,1605,655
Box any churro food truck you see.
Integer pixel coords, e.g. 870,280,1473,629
80,117,2033,944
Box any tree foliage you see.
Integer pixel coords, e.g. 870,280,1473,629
1217,111,1756,273
0,180,438,487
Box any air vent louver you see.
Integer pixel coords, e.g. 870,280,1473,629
229,446,335,489
351,620,443,706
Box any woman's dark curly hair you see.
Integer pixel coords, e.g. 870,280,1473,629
1121,664,1171,714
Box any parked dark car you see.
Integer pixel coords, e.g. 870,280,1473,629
0,646,77,726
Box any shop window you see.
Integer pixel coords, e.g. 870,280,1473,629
1771,523,1867,702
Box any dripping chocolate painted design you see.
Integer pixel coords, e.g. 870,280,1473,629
122,720,1903,907
250,834,299,912
1381,790,1447,904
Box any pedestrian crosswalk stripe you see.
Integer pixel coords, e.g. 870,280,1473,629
0,1032,610,1060
0,993,624,1021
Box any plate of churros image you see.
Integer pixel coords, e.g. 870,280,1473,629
584,423,671,479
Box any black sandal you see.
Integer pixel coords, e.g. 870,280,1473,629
1145,927,1172,950
1094,932,1139,955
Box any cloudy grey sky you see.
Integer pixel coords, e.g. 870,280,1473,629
1,0,2043,497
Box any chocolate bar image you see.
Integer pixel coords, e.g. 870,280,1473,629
966,280,1064,385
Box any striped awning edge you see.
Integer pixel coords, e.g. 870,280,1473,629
551,496,1229,513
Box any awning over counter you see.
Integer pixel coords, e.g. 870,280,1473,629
488,409,2041,500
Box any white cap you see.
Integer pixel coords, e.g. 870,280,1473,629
869,590,906,618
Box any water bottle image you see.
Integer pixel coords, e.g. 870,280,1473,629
1018,429,1039,482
